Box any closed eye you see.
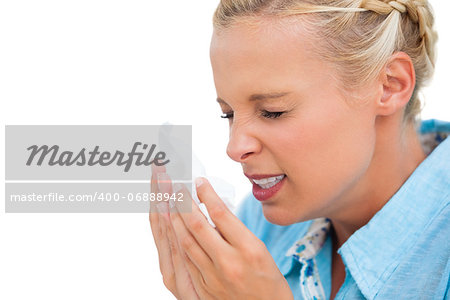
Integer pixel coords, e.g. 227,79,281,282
221,110,285,119
261,110,284,119
220,112,234,119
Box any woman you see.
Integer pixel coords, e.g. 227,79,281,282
150,0,450,299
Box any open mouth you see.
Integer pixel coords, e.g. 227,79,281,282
251,174,285,189
245,173,286,201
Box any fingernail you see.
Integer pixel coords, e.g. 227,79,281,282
195,177,204,188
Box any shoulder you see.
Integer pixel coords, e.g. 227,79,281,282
378,198,450,299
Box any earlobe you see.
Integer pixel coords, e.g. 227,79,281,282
376,52,416,117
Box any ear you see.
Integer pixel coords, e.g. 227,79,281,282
376,52,415,117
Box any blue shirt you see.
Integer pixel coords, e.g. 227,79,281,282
236,119,450,300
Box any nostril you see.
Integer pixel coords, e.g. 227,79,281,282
241,152,253,160
226,143,254,162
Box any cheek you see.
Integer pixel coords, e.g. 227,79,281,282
269,97,376,218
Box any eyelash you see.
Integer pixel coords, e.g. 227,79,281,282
220,112,234,119
261,110,284,119
220,110,285,119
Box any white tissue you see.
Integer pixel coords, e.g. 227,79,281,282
158,123,236,227
191,154,236,228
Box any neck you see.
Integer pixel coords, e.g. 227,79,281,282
330,115,426,250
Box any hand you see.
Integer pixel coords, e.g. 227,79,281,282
149,165,200,300
160,175,294,300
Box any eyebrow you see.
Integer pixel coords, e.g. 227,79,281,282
216,92,290,104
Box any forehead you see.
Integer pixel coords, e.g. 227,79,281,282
210,18,312,65
210,19,334,93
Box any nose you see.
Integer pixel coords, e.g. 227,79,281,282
226,121,261,163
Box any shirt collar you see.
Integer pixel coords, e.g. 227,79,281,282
285,218,330,262
338,121,450,299
276,221,313,275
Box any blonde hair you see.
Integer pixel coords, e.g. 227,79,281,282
213,0,438,124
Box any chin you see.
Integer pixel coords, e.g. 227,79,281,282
261,205,303,226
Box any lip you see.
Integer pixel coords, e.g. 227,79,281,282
245,173,286,201
244,173,285,180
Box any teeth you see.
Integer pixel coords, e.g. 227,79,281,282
252,175,285,189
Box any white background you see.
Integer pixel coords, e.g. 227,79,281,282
0,1,448,299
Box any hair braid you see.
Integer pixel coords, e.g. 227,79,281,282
360,0,436,66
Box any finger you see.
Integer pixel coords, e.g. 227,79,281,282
156,209,178,295
149,162,166,214
172,182,232,262
151,172,175,264
169,197,215,277
149,168,181,298
166,216,200,300
183,252,217,300
156,172,173,220
151,161,167,175
195,177,255,247
149,167,169,249
149,168,161,244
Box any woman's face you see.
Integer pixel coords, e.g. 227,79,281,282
210,20,379,225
